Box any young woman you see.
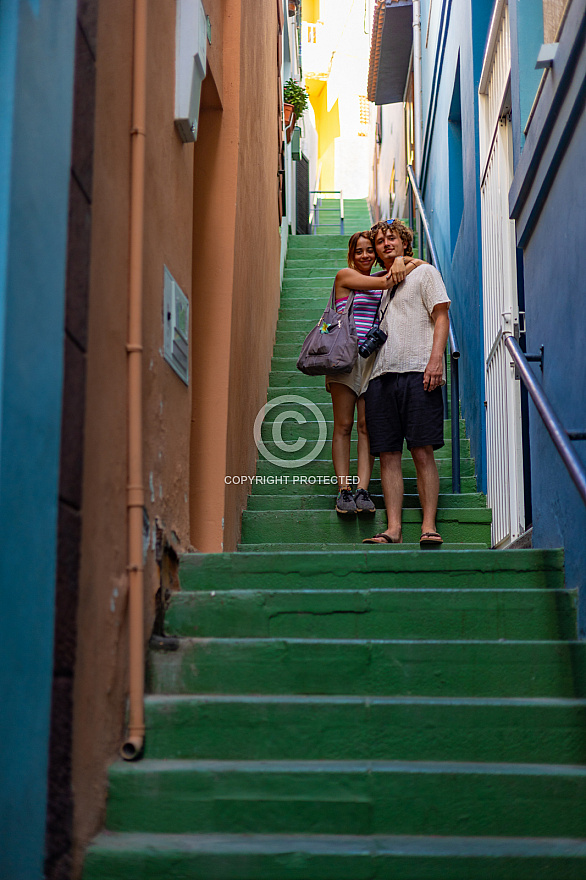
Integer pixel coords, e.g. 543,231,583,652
326,230,422,514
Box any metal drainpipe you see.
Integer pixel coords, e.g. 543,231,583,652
121,0,147,761
412,0,423,254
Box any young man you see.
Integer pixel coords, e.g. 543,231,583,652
363,220,450,546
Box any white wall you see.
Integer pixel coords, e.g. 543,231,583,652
370,103,408,220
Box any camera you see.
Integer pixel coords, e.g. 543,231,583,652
358,326,387,358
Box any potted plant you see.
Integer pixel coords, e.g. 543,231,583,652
283,78,309,143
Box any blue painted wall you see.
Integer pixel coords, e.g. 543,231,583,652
0,1,76,877
509,0,586,632
418,0,493,493
509,0,544,167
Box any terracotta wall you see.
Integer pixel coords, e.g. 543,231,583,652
190,0,281,552
72,0,194,866
225,0,281,550
72,0,282,868
72,1,133,866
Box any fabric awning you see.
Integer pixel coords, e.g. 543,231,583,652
368,0,413,105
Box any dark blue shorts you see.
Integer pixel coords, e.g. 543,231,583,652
364,372,445,454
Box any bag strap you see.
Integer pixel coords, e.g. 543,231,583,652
325,282,355,319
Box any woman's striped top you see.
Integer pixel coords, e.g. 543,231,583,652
336,291,382,344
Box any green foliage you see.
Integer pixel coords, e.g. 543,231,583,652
283,78,309,118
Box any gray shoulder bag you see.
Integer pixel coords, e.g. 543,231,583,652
296,283,358,376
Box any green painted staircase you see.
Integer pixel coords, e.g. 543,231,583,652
83,228,586,878
313,197,371,234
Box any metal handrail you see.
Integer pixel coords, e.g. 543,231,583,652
504,335,586,506
309,190,345,234
406,164,461,492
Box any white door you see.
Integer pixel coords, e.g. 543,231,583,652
479,0,525,547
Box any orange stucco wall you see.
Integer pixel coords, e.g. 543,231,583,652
224,0,281,551
72,0,282,869
72,1,135,867
190,0,281,552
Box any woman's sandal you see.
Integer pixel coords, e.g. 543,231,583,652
363,531,402,544
420,531,443,546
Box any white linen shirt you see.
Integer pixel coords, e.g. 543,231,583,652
369,264,451,384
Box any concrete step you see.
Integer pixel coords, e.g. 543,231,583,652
257,437,468,461
82,829,586,879
164,587,576,642
142,693,586,764
178,550,565,593
239,509,491,546
247,476,479,494
278,317,363,332
240,542,490,552
265,385,452,407
280,282,348,295
261,413,467,439
258,397,457,431
288,235,350,248
146,638,586,698
239,542,490,551
279,295,357,310
266,370,454,392
285,252,348,265
104,758,586,838
254,458,476,481
246,492,485,511
283,267,343,278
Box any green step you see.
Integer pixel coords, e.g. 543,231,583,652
146,638,586,698
240,542,490,551
266,384,333,402
283,267,343,278
285,254,348,265
261,414,467,439
259,392,455,418
246,492,484,511
281,282,340,294
142,694,586,764
258,438,468,461
277,318,359,332
266,370,454,392
239,510,490,546
266,383,450,404
253,457,474,479
248,476,479,494
104,758,586,838
279,296,353,309
178,550,566,592
288,235,350,248
83,830,586,880
164,587,576,641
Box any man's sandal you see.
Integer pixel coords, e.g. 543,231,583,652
420,531,443,546
363,532,402,544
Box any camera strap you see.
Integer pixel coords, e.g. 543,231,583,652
372,283,399,328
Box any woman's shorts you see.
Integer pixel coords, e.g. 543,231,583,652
325,351,376,397
364,371,445,453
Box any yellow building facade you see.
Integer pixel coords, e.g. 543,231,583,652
302,0,372,198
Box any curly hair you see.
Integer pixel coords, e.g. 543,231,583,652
371,219,414,266
346,230,375,270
